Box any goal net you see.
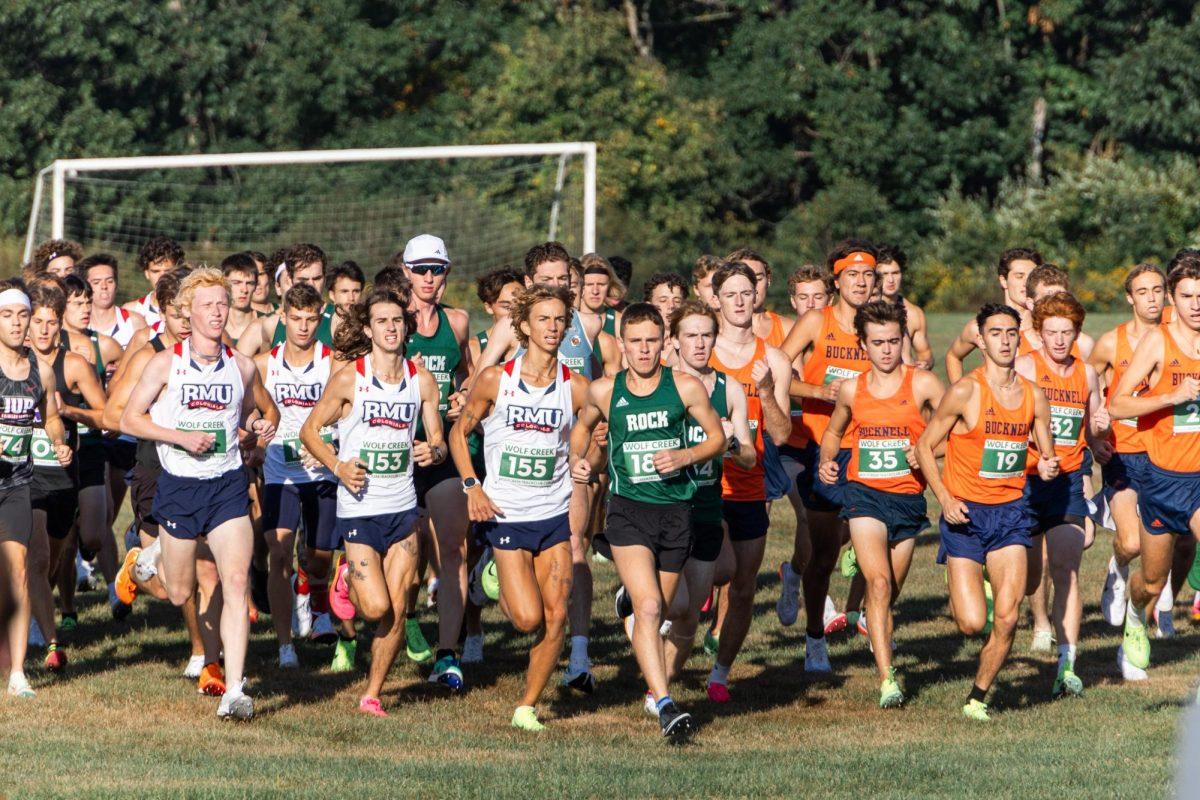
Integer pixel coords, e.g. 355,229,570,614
25,143,595,296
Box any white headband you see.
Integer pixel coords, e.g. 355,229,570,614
275,262,287,282
0,289,31,310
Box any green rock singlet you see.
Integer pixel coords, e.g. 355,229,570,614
687,371,727,524
406,304,462,421
606,366,695,504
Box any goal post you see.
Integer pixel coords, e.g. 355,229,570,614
24,141,596,284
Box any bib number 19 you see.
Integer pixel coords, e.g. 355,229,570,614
979,439,1027,479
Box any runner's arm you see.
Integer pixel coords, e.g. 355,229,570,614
299,365,355,476
1086,330,1117,391
915,378,972,508
944,319,978,383
1084,364,1111,442
597,332,622,377
448,366,498,483
758,347,794,444
675,372,727,467
415,366,446,465
101,346,149,432
909,305,934,368
569,379,609,482
913,369,948,458
818,379,855,469
1110,328,1181,419
723,380,757,470
119,350,197,449
61,353,106,430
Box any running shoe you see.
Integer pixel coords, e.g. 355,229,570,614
461,633,485,665
358,696,387,717
75,551,96,592
292,574,312,639
1123,615,1151,670
7,674,35,699
1153,606,1176,639
839,547,859,578
122,520,139,552
776,562,802,626
467,550,492,608
1030,629,1054,654
706,682,731,703
643,691,658,716
405,618,434,664
44,644,66,673
217,686,254,721
329,556,356,622
428,653,464,691
659,619,673,637
614,585,633,620
481,559,500,602
562,668,596,694
198,663,226,696
804,636,833,675
1052,662,1083,699
110,597,132,622
592,551,610,564
1192,591,1200,623
330,638,357,673
310,611,338,644
879,669,903,709
511,705,545,732
115,547,141,605
426,577,439,609
823,610,848,637
133,539,160,583
1117,645,1148,681
278,643,299,669
855,611,867,637
1100,556,1126,627
59,612,77,633
700,591,713,615
962,699,990,722
184,655,206,679
703,629,719,656
658,701,696,744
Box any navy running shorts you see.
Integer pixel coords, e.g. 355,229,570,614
1102,450,1148,496
841,481,928,543
153,469,250,541
803,445,851,512
1024,468,1088,533
937,497,1034,565
337,508,419,555
476,512,570,554
1139,461,1200,537
722,499,770,542
762,436,789,502
263,481,339,551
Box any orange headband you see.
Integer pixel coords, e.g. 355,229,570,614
833,251,876,275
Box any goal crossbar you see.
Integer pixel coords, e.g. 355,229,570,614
26,141,597,261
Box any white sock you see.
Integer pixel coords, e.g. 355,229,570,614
709,662,730,686
1126,598,1146,628
1057,643,1076,670
1114,557,1129,581
570,635,589,669
134,539,160,582
1157,577,1174,613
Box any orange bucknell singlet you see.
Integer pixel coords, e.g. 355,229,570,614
799,306,870,448
1026,350,1088,473
846,366,927,495
1107,323,1147,455
1140,325,1200,472
1019,329,1082,359
764,311,788,348
944,368,1036,504
710,337,766,501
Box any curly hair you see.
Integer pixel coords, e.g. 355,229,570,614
853,300,907,344
523,241,572,277
643,271,689,301
511,285,574,349
137,236,185,271
33,239,83,271
155,266,192,312
787,264,834,296
724,247,769,276
1032,292,1085,333
333,289,415,361
476,267,524,306
176,266,229,313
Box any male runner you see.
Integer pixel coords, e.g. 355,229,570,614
778,240,878,672
578,253,622,338
31,239,82,278
820,300,943,708
704,263,792,701
237,244,330,355
692,255,724,311
1013,292,1106,697
644,272,689,325
250,251,277,315
1020,264,1095,358
327,261,365,321
1090,264,1165,664
873,244,933,368
608,256,634,311
122,236,185,326
570,302,726,741
78,253,145,348
221,253,261,345
256,283,341,669
1110,256,1200,676
0,284,70,698
945,248,1043,382
450,284,590,731
915,303,1058,721
726,247,793,346
301,288,445,716
120,267,278,719
468,268,525,367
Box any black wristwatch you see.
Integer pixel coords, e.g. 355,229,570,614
726,436,741,454
461,477,479,493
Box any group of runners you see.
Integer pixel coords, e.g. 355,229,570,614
0,232,1197,742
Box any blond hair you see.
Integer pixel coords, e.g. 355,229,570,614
176,266,230,312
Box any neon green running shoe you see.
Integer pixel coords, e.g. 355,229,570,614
481,559,500,602
983,579,994,636
703,629,719,656
839,547,859,578
1052,662,1083,699
59,613,77,633
1123,616,1150,670
405,618,434,664
962,699,989,722
511,705,545,732
879,668,904,709
330,637,357,673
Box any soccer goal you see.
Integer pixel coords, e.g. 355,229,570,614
24,142,596,283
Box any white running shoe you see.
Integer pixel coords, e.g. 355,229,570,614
310,611,337,642
659,620,673,638
75,551,95,591
1100,556,1126,628
28,619,45,649
461,633,485,665
278,643,299,669
1030,629,1055,653
426,578,439,609
134,538,160,582
292,576,312,639
643,690,658,716
7,673,35,698
184,655,206,679
217,682,254,720
776,561,802,627
1117,645,1148,682
804,635,833,674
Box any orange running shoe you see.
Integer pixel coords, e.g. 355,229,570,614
198,662,226,696
115,547,142,606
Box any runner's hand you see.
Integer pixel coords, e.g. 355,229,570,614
298,444,322,471
1091,438,1115,466
447,391,465,422
905,445,920,471
53,441,72,468
412,440,434,467
818,458,839,485
466,486,504,522
915,359,934,370
592,421,608,448
820,378,843,403
176,430,215,455
653,449,690,475
251,417,275,445
1038,454,1060,481
571,457,592,484
335,458,368,493
942,497,970,525
1172,376,1200,405
752,359,773,392
1091,405,1111,433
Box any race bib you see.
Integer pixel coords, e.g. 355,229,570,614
622,438,681,484
856,438,911,479
174,421,228,455
979,439,1027,479
0,424,33,464
281,429,334,465
498,443,556,486
360,441,410,476
1049,405,1084,446
1174,400,1200,434
823,365,860,385
31,428,60,468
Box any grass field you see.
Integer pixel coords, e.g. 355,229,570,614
2,312,1195,799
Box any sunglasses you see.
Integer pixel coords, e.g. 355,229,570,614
408,263,449,276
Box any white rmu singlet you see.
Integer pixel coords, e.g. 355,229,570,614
481,356,574,521
264,344,336,485
336,354,422,517
150,340,244,479
107,307,138,348
134,291,162,327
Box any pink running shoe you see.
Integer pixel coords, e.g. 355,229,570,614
358,696,388,717
706,682,731,703
824,612,848,636
330,556,356,621
856,613,868,637
700,591,714,615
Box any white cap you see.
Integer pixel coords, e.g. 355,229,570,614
402,234,450,266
